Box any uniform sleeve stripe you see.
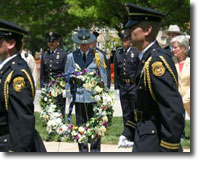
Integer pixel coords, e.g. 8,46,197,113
160,143,180,150
126,120,136,127
126,122,136,129
161,140,180,147
160,140,180,149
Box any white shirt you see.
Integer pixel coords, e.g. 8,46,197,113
0,54,18,70
80,49,89,57
138,40,157,60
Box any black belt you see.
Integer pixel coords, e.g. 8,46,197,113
0,125,9,136
120,76,135,84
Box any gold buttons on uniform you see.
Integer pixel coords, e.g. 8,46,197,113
124,72,126,75
12,62,15,64
4,138,7,143
50,60,52,63
152,130,155,134
142,60,145,64
123,63,126,65
123,68,126,70
50,64,52,67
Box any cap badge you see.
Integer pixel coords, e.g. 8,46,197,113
49,32,53,36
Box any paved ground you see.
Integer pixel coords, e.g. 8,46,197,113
44,142,132,152
44,142,190,152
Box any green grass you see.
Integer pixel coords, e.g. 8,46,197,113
35,112,190,149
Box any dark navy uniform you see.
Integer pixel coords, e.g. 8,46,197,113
40,47,67,117
0,55,46,152
114,47,139,126
0,19,46,152
122,4,185,152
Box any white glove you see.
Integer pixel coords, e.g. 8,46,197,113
118,135,134,148
62,90,66,98
66,96,72,104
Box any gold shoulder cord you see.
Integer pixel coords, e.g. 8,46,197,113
144,56,178,102
144,57,157,101
4,71,14,111
21,69,35,98
159,56,178,87
94,49,107,68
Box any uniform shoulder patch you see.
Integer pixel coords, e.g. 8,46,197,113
13,77,25,92
151,61,165,77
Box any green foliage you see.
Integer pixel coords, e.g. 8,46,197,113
0,0,190,53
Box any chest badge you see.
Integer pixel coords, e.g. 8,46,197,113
152,61,165,77
13,77,25,92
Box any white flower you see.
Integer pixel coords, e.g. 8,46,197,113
94,86,103,93
56,118,62,124
94,95,101,102
84,82,92,90
47,120,53,127
51,90,58,97
44,97,47,101
78,127,85,134
102,116,108,122
61,125,68,132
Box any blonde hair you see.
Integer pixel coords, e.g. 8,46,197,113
171,35,189,54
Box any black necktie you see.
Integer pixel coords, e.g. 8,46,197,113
83,53,86,64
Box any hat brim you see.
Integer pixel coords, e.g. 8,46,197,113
165,31,184,35
73,34,96,44
125,20,140,28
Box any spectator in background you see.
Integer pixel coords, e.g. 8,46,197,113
164,25,184,55
90,31,111,88
171,35,190,118
20,41,38,87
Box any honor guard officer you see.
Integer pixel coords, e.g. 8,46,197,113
40,32,67,118
114,31,139,129
118,4,185,152
91,31,111,89
0,19,46,152
65,29,107,152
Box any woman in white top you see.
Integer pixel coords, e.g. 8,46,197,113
171,35,190,118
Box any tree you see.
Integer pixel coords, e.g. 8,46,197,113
0,0,190,53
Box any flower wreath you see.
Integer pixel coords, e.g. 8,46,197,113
39,69,115,144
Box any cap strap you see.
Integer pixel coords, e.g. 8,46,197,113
128,12,162,18
0,27,25,36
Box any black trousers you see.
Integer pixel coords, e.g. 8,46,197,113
119,91,136,126
75,102,101,152
57,94,66,119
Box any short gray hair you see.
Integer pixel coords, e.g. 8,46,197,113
170,35,189,54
